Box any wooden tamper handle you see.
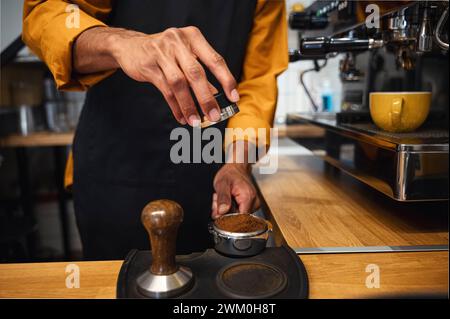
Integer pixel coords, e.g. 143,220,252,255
141,199,183,276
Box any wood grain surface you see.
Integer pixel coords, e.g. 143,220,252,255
0,138,447,299
0,261,122,299
301,251,448,298
0,252,447,299
274,124,325,139
0,131,74,147
253,154,448,248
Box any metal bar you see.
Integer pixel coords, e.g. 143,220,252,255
294,245,449,254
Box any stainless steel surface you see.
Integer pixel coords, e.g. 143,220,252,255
200,103,239,128
339,53,364,82
209,214,272,257
287,113,448,201
417,6,433,53
434,6,449,50
291,113,449,152
387,8,414,42
294,245,449,254
136,266,194,298
18,106,35,136
368,38,384,49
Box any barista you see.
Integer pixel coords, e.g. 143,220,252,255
22,0,287,259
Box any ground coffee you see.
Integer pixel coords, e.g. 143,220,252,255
215,214,267,233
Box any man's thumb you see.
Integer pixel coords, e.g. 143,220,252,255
215,181,231,215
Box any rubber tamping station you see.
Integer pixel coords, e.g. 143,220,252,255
136,199,194,298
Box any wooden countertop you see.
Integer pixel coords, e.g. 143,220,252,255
0,124,320,148
0,124,319,148
274,124,325,139
253,142,448,249
0,138,447,298
0,131,74,147
0,251,447,299
251,138,448,298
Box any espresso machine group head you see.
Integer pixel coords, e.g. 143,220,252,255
288,1,449,68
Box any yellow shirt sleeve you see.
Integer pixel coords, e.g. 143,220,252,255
22,0,114,91
226,0,288,149
22,1,114,189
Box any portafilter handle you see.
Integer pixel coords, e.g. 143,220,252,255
141,199,183,275
299,37,383,56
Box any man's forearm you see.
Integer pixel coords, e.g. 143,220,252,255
73,26,134,74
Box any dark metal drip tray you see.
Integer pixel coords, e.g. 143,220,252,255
117,246,308,299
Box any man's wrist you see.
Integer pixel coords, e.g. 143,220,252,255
107,28,149,66
74,26,146,74
106,28,132,63
74,26,120,73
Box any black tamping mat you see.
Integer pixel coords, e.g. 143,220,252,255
116,245,308,299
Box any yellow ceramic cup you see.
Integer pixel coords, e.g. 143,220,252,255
369,92,432,133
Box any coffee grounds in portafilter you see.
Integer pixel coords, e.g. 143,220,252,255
215,214,267,233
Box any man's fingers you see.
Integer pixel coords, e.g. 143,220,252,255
149,68,186,124
211,193,219,219
181,26,239,103
208,81,219,95
238,198,254,215
232,181,258,214
214,181,232,217
175,48,221,122
156,56,199,126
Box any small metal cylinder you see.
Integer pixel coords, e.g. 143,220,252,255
136,266,194,298
200,92,239,128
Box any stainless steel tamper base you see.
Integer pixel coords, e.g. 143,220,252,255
136,266,194,298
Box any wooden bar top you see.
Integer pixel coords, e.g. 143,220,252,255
0,138,447,298
274,123,325,139
0,123,321,148
0,131,74,147
0,251,447,299
253,140,448,249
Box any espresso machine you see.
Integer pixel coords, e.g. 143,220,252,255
287,0,449,201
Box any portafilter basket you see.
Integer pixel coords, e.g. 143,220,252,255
208,213,273,257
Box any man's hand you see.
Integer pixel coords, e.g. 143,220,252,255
212,163,260,219
74,26,239,126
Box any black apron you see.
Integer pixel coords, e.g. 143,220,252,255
72,0,257,260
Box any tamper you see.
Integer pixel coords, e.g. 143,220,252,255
200,92,239,128
136,200,194,298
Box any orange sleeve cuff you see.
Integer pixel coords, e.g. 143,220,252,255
22,1,114,91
